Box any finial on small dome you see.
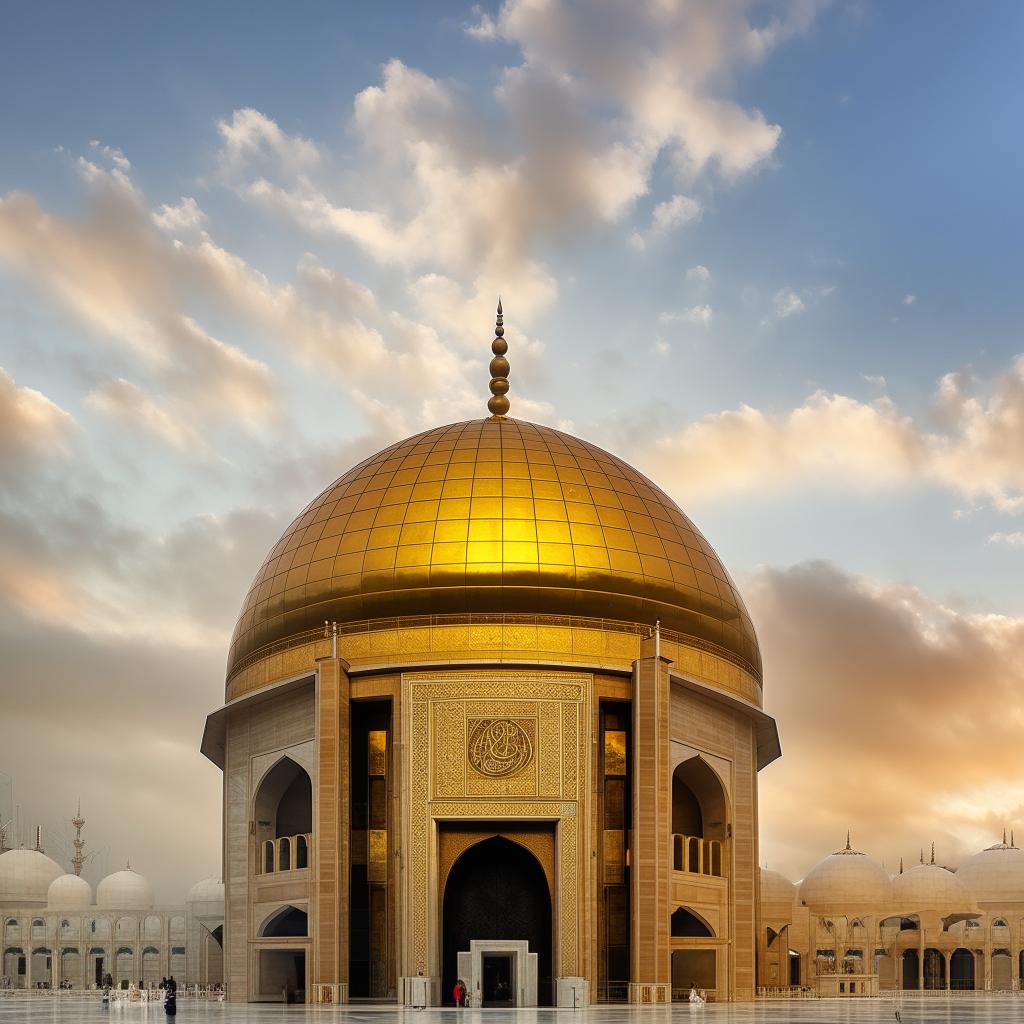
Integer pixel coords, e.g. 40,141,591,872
845,830,851,852
899,856,904,874
919,848,924,865
1012,829,1016,848
487,298,510,418
126,857,132,871
930,842,935,865
1004,827,1008,846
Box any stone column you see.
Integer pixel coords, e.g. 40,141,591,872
628,642,672,1003
160,917,170,981
81,918,89,990
917,932,923,990
313,656,352,993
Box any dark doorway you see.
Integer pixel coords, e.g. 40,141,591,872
950,948,974,990
483,953,514,1007
789,952,800,986
902,948,919,989
94,956,103,987
442,835,552,1006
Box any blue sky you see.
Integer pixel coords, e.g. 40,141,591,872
1,1,1023,893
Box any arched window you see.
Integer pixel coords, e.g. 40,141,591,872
671,757,728,878
279,836,291,871
263,840,274,874
143,916,161,940
296,833,308,869
254,758,312,839
31,919,45,942
259,906,308,938
670,907,714,937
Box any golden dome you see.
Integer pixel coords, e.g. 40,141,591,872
228,417,760,681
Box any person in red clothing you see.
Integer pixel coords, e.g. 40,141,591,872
453,978,466,1007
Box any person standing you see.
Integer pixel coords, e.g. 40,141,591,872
453,978,466,1007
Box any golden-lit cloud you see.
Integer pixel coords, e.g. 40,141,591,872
751,561,1024,880
637,354,1024,511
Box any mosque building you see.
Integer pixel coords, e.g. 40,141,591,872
757,833,1024,996
0,814,223,991
202,305,781,1005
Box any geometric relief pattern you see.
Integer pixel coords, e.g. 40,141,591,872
403,670,590,979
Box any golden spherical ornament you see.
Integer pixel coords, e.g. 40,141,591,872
487,394,511,416
489,355,510,378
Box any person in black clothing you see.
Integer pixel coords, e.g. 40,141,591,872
164,975,177,1017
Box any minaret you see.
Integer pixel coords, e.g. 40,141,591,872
72,800,86,877
487,299,510,418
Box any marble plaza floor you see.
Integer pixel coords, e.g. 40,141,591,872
4,997,1024,1024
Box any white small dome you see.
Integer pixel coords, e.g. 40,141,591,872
97,867,153,910
187,877,224,904
47,873,93,909
957,841,1024,903
761,868,797,905
799,838,891,911
0,848,64,904
893,862,971,911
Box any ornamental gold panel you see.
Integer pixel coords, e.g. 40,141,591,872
403,669,591,979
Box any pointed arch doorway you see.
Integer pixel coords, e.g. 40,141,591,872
441,832,553,1006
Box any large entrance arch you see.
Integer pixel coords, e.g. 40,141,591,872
442,835,552,1006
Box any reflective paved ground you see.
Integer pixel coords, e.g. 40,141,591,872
3,996,1024,1024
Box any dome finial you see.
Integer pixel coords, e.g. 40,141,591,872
1012,829,1016,848
930,842,935,865
487,298,510,418
1004,827,1008,846
845,830,851,852
899,856,904,874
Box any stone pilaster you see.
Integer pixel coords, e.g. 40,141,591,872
629,643,672,1002
313,657,351,987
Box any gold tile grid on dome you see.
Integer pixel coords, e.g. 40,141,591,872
227,417,760,690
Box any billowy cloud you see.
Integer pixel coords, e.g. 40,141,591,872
224,1,816,338
0,151,523,446
636,353,1024,511
0,368,74,461
754,561,1024,879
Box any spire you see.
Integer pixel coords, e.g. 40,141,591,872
71,800,86,877
1012,829,1016,848
34,825,43,854
930,842,935,865
1004,827,1008,846
920,848,924,865
126,857,132,871
487,299,510,418
845,830,851,852
899,856,904,874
